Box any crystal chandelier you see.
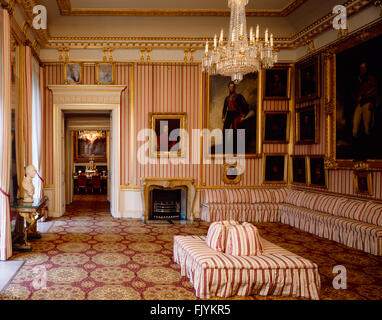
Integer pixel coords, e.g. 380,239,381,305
79,130,105,144
202,0,278,83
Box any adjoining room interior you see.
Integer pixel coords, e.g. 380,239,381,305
63,111,111,206
0,0,382,305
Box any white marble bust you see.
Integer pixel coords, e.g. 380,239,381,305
22,165,36,202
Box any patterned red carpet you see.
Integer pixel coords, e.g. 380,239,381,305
1,196,382,300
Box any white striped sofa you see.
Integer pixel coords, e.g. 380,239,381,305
173,235,320,300
280,190,382,256
200,189,287,223
200,188,382,256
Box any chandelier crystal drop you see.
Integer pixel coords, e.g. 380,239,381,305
202,0,278,83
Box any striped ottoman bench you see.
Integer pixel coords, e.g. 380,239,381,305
173,235,320,300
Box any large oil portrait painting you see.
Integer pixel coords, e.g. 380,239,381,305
75,130,107,162
336,34,382,160
207,73,258,156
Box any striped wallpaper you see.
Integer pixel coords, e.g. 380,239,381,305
134,63,201,186
40,61,381,200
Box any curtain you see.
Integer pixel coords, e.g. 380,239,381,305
23,45,32,167
31,57,42,198
0,9,12,261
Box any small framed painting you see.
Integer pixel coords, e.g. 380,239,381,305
308,156,327,188
150,113,187,158
263,112,290,144
64,62,83,84
296,55,320,102
264,66,291,100
291,156,307,185
263,154,287,184
96,63,115,84
353,171,373,196
296,104,319,144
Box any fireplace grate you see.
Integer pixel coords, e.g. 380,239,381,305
153,201,180,220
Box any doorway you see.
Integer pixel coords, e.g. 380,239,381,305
64,111,111,207
49,85,125,218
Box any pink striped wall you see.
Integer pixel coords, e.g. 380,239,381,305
40,61,381,200
134,63,201,186
42,64,63,185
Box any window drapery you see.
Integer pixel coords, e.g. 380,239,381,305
0,8,12,261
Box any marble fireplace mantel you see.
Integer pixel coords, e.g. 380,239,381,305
141,177,195,223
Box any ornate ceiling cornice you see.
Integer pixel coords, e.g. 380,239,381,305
56,0,308,17
18,0,50,43
43,0,374,51
16,0,375,54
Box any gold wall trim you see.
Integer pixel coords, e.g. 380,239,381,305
195,185,287,190
56,0,307,17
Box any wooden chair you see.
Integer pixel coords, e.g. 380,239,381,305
92,175,102,193
77,175,88,194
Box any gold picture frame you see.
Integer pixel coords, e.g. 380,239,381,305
307,156,328,188
149,112,187,158
74,130,107,163
263,111,290,144
296,55,320,102
96,62,115,84
263,154,288,184
263,65,291,100
353,171,373,196
295,104,319,145
290,156,308,185
64,62,83,84
222,162,243,185
325,21,382,170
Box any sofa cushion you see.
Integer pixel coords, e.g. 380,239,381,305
225,189,250,203
271,188,288,203
250,189,273,203
203,189,226,204
312,194,346,215
225,223,263,256
285,189,305,206
299,192,320,210
359,202,382,227
334,199,368,220
205,221,239,252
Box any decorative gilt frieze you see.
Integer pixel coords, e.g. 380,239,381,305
19,0,50,43
353,161,370,171
324,157,338,170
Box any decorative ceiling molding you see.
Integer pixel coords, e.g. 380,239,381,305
18,0,50,43
56,0,308,17
42,0,373,51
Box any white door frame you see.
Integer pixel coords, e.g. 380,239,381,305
49,85,126,218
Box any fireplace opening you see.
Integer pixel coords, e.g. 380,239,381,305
150,188,186,221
